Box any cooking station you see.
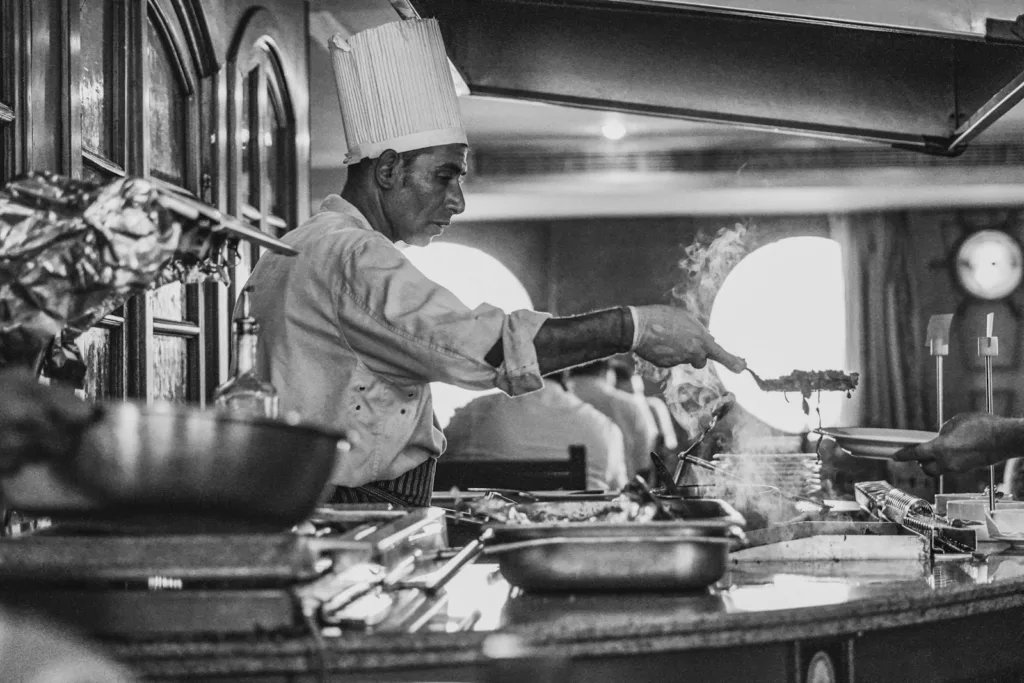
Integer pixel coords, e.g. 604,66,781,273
3,488,1022,683
7,1,1024,680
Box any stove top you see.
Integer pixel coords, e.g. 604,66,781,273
0,506,459,639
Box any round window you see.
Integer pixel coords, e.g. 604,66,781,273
709,236,849,434
402,243,534,427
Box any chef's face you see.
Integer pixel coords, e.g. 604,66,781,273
386,144,468,247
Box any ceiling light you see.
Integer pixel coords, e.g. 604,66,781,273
601,121,626,140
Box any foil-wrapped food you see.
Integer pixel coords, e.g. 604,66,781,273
0,171,295,374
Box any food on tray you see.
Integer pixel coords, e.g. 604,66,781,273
506,500,654,525
759,369,859,415
461,496,657,525
759,369,860,396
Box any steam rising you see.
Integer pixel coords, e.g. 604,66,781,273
639,222,826,527
638,222,751,438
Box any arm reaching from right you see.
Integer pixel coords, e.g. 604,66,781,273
891,413,1024,477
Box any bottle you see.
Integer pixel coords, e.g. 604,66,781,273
213,289,279,418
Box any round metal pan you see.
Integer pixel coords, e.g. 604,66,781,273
1,401,345,527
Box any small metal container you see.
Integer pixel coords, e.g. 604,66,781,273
483,499,745,592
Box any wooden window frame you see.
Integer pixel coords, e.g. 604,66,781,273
128,0,206,405
226,19,298,377
62,0,219,405
0,0,25,186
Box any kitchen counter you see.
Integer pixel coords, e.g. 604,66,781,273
111,541,1024,682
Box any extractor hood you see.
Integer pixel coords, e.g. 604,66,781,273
408,0,1024,155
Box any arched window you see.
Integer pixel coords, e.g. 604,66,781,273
71,0,216,405
402,243,534,427
0,1,23,187
228,13,299,297
709,236,849,434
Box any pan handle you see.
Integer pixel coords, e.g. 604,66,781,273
392,528,494,593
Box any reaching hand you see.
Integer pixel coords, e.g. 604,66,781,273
0,368,96,473
631,305,746,372
891,413,1024,477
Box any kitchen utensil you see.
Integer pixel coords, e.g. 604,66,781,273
814,427,937,459
672,393,735,484
625,474,674,520
467,488,540,502
649,452,681,495
744,366,769,390
1,401,345,527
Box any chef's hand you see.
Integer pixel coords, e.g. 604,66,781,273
0,368,95,473
891,412,1024,477
631,305,746,372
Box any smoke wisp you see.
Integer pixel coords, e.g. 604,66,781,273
638,222,752,439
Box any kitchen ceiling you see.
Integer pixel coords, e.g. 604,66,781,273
309,0,1024,218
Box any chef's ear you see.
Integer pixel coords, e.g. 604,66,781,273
373,150,403,190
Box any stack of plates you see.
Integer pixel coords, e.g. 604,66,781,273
711,453,822,496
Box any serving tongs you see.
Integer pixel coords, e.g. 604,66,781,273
672,393,735,485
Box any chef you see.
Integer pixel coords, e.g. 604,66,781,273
242,18,746,506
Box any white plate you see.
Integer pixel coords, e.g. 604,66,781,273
815,427,937,459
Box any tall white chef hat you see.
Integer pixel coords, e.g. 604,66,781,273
329,19,467,165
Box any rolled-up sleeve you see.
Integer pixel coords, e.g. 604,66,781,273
326,230,549,395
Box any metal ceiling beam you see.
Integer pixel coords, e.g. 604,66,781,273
413,0,1024,154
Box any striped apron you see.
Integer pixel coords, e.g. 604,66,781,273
329,457,437,507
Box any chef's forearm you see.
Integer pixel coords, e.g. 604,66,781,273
532,307,634,375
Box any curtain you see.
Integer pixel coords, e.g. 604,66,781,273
829,212,929,430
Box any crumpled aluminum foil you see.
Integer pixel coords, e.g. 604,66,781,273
0,171,236,372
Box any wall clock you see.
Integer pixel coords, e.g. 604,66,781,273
954,229,1024,301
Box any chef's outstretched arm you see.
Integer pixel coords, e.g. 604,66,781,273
892,413,1024,477
514,304,747,376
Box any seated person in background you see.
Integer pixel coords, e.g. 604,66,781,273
443,377,629,491
611,360,679,455
566,359,659,481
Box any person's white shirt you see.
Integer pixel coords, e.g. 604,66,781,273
443,379,628,491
